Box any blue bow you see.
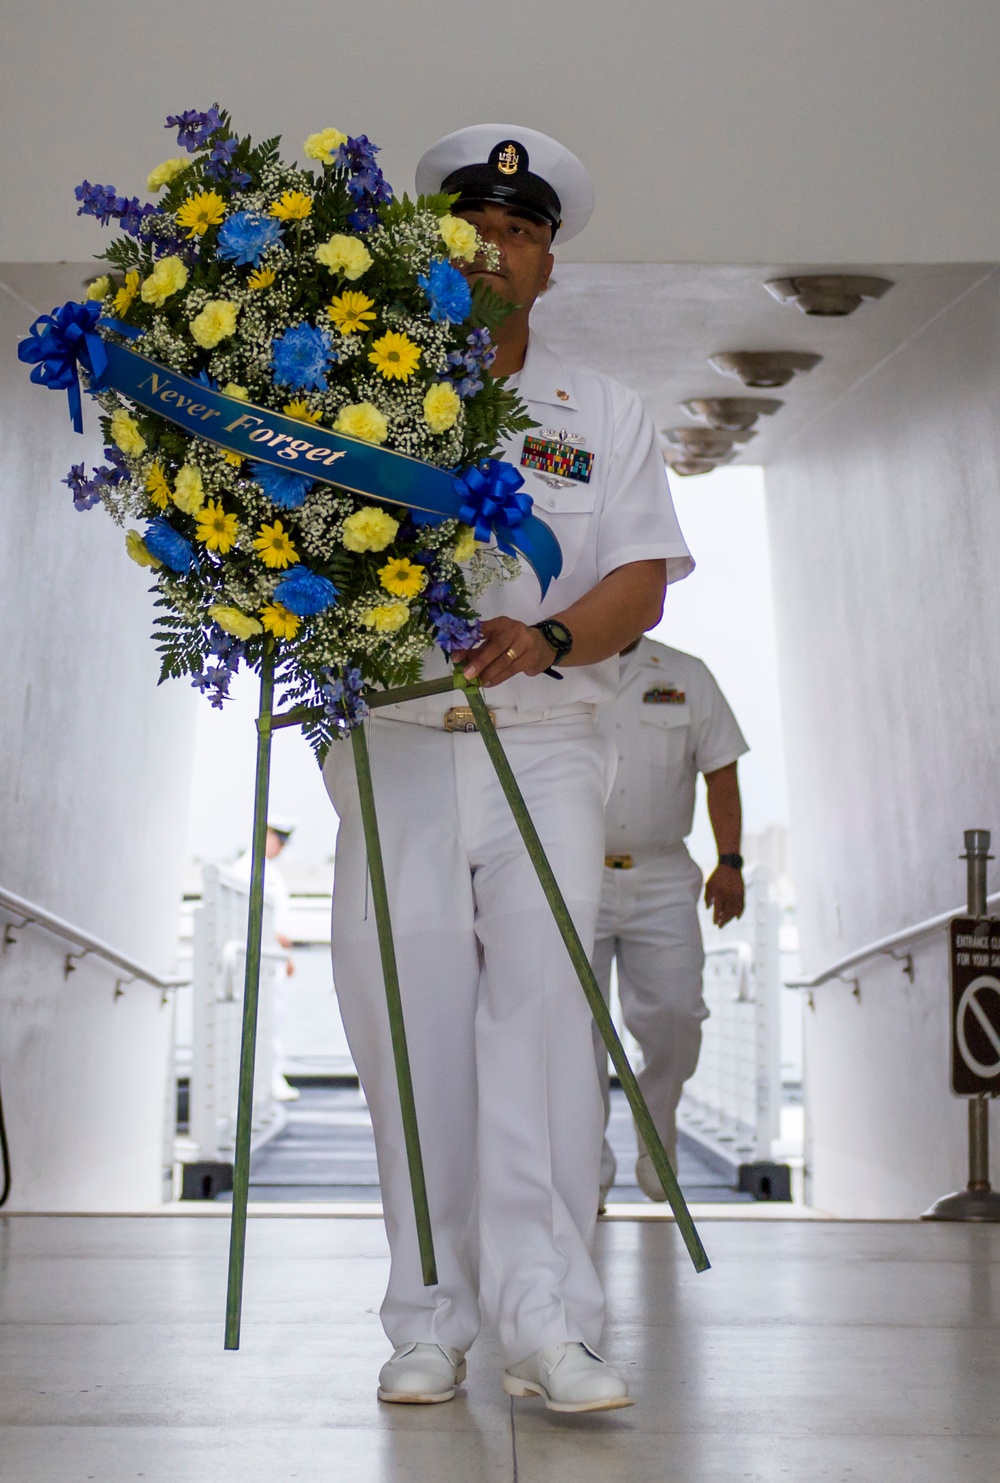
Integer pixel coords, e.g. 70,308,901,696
454,458,534,553
17,300,110,433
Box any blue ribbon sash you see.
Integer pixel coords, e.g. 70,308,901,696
92,338,561,595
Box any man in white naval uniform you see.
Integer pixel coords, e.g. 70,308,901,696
323,126,693,1412
593,637,748,1205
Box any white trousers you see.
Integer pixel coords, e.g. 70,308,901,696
591,847,709,1189
323,715,616,1361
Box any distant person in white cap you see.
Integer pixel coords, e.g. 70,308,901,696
323,124,693,1412
234,816,298,1101
593,638,748,1210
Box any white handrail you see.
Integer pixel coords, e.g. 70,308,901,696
0,884,188,993
786,889,1000,990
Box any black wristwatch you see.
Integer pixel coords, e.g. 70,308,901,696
531,619,573,665
718,853,744,871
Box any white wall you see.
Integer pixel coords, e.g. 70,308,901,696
765,267,1000,1216
0,266,196,1209
3,0,1000,264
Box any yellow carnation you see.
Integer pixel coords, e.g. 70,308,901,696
222,382,248,400
341,506,399,553
147,157,190,191
423,381,461,433
125,529,161,568
207,604,263,639
334,401,388,445
145,464,171,509
454,525,479,563
378,556,427,599
172,464,205,515
112,269,140,316
304,128,348,163
85,275,111,302
260,602,302,639
362,600,410,634
439,214,478,262
110,408,146,457
190,299,238,349
314,233,373,281
140,254,188,307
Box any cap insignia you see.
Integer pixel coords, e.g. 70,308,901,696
497,143,520,175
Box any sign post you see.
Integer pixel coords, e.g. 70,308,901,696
924,830,1000,1221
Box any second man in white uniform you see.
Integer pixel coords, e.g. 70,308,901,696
593,636,748,1202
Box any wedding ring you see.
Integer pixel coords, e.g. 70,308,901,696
506,647,518,661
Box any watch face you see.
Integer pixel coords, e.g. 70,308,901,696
548,621,572,645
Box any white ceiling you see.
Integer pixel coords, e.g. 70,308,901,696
532,262,997,468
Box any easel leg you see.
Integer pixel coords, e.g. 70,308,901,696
461,683,710,1274
351,721,438,1286
225,645,276,1350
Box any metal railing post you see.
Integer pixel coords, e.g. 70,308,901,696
924,828,1000,1222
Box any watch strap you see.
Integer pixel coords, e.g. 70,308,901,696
718,853,744,870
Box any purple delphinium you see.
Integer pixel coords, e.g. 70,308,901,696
432,612,482,656
334,134,393,232
443,327,497,398
75,181,157,236
320,666,369,735
204,135,251,188
62,446,129,511
165,107,225,152
192,624,245,708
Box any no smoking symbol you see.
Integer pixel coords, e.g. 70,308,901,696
956,975,1000,1080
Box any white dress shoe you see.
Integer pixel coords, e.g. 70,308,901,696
377,1342,466,1404
503,1342,632,1412
635,1150,669,1202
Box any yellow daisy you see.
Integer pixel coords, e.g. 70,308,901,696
253,518,299,569
261,603,302,639
113,269,141,316
270,190,312,221
175,189,227,238
145,464,171,510
195,499,239,554
378,556,427,599
247,267,276,290
283,399,323,424
222,451,244,467
368,331,421,382
327,290,377,335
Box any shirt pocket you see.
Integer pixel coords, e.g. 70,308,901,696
638,703,691,768
521,471,597,575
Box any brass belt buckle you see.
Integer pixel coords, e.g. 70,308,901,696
604,853,634,870
444,705,495,733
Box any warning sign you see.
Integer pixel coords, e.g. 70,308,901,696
950,917,1000,1095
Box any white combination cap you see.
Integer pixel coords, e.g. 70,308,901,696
415,124,594,243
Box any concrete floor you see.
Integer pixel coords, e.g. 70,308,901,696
1,1215,998,1482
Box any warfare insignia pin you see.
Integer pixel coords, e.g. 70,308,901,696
643,686,686,704
521,434,593,484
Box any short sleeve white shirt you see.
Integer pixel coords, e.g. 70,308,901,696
380,334,693,723
598,637,749,852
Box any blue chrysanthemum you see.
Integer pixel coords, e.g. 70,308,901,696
250,461,314,511
217,212,282,267
417,257,473,325
273,565,339,616
271,323,336,392
145,517,199,573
